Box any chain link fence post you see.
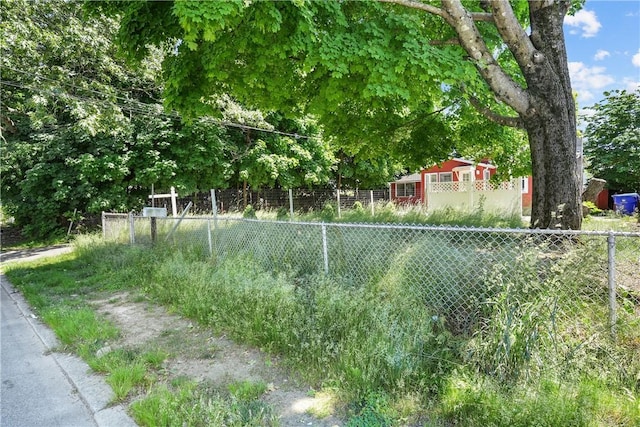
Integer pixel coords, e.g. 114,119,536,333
207,219,213,257
321,223,329,275
128,212,135,244
289,189,294,221
101,211,106,240
607,231,617,338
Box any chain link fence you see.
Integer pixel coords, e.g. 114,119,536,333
102,213,640,377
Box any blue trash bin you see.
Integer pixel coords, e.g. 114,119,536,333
611,193,639,215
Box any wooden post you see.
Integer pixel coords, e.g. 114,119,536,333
150,217,157,245
170,186,177,217
148,188,179,215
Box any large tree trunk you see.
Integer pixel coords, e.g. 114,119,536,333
439,0,583,229
525,106,581,229
524,1,582,229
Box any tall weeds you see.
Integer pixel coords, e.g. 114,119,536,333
70,215,640,423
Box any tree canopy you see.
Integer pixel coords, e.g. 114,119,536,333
91,0,582,229
88,0,530,170
583,90,640,193
0,0,340,238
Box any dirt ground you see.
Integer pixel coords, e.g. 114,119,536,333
91,292,344,426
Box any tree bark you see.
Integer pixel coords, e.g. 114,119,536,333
523,1,581,229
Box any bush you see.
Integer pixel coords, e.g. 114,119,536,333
242,204,257,219
320,202,336,221
583,201,603,216
276,206,289,220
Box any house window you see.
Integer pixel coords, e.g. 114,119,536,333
461,172,471,182
484,169,490,181
440,172,453,182
396,182,416,197
521,177,529,193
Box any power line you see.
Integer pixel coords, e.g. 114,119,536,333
1,69,316,140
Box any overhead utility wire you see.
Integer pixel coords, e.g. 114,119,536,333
3,66,163,108
0,75,315,140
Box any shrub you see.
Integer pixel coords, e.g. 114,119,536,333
583,201,603,216
242,204,257,219
276,206,289,220
321,202,336,221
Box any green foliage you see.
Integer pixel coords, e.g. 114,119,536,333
7,220,639,425
227,380,267,402
130,382,277,427
307,203,525,229
91,0,530,180
346,392,394,427
320,202,336,221
276,206,289,220
107,363,148,401
43,307,120,358
0,0,336,239
242,204,257,219
584,90,640,192
583,201,603,216
439,372,639,426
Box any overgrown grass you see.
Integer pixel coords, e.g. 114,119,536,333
130,380,276,427
439,371,640,426
296,201,526,229
4,212,639,425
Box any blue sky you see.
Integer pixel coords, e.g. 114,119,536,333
563,0,640,111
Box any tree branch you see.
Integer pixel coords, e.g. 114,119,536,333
429,37,460,46
440,0,530,115
377,0,445,17
378,0,530,116
487,0,537,71
467,96,525,129
378,0,494,22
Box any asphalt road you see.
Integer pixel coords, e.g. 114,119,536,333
1,248,136,427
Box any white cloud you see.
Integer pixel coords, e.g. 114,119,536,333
593,49,610,61
564,9,601,38
633,49,640,67
568,62,615,103
623,78,640,93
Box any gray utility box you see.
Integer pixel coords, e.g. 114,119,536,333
142,207,168,218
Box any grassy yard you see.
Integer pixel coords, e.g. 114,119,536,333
3,210,639,426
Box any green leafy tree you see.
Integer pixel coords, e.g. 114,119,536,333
583,90,640,193
92,0,583,229
334,149,401,189
0,0,233,237
211,100,334,206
